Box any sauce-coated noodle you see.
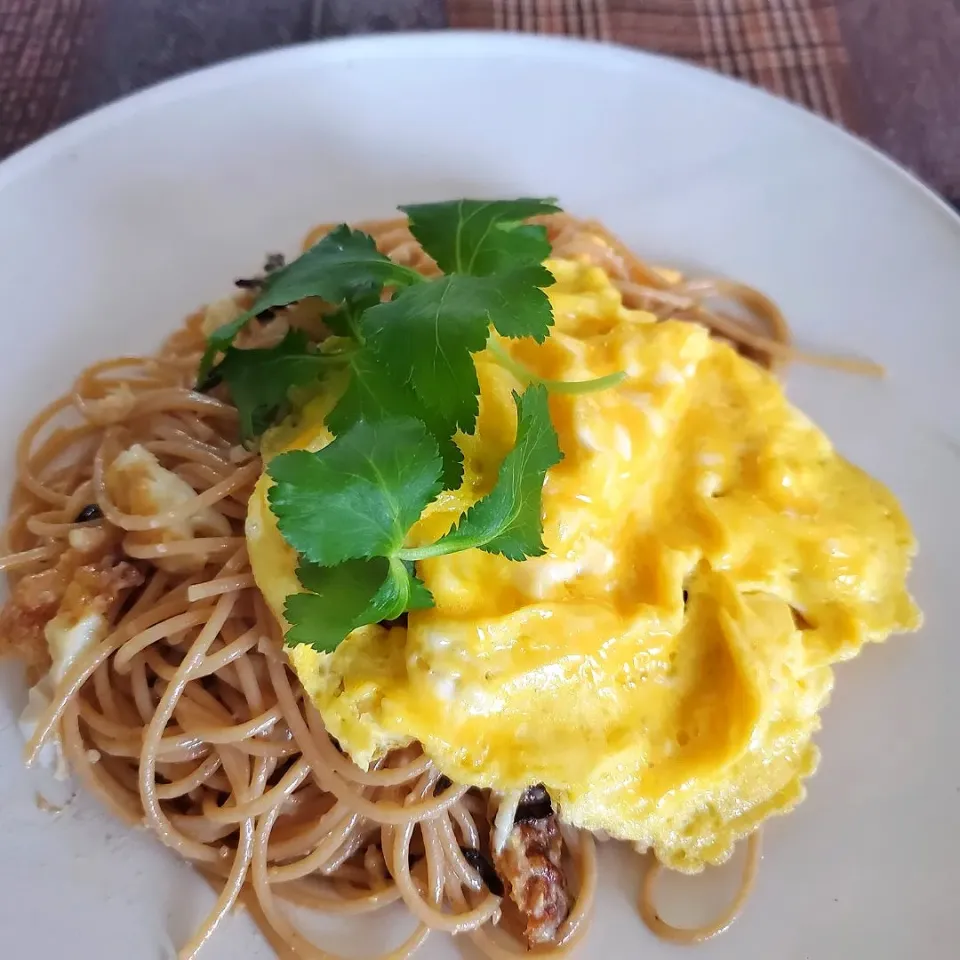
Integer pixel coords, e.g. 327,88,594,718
1,214,804,958
639,832,763,945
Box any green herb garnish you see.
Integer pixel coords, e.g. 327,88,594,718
398,385,562,562
216,330,343,441
285,557,432,651
326,350,464,489
359,265,554,434
197,225,421,381
200,197,623,652
485,337,627,395
269,387,560,649
268,417,443,567
401,198,559,275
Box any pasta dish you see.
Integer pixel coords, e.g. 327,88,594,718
0,200,921,958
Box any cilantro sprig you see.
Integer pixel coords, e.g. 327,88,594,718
285,557,432,650
268,387,561,650
214,330,346,439
485,337,627,395
198,225,421,382
397,386,562,562
199,197,625,652
200,198,561,454
401,198,559,276
268,417,443,566
358,264,554,435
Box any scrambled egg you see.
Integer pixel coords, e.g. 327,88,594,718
106,444,230,572
246,257,920,871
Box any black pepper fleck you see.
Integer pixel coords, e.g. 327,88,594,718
460,847,504,896
515,783,554,823
196,367,223,393
74,503,104,523
264,253,285,273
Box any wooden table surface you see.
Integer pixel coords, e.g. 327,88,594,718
1,0,958,205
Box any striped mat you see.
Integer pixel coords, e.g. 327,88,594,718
447,0,856,126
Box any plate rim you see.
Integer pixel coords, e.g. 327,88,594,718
0,27,956,959
0,30,958,237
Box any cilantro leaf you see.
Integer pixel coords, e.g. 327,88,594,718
400,385,562,562
198,197,580,654
402,198,560,276
435,385,562,559
327,349,463,488
478,264,556,341
198,226,422,380
360,277,484,434
325,349,415,435
285,558,389,650
216,330,342,441
262,225,419,306
321,289,381,338
284,556,432,651
278,387,561,651
267,417,443,566
361,265,555,434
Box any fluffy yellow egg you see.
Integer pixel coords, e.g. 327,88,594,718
246,256,920,872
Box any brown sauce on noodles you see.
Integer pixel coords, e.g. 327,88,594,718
1,212,872,958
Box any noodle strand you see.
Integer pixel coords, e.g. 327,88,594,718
2,212,782,958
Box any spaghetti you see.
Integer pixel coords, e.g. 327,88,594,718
2,213,851,958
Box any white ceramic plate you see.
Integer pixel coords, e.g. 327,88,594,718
0,32,957,960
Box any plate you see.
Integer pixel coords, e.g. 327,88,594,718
0,32,957,960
